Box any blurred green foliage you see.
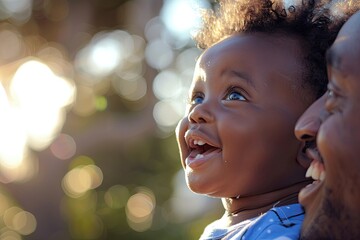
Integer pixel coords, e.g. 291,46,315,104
0,0,223,239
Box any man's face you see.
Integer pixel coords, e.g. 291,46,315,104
295,11,360,239
176,33,312,198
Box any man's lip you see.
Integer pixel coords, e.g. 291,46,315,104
299,147,326,208
298,179,323,206
306,148,324,164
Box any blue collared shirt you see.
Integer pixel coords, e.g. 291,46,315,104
200,203,305,240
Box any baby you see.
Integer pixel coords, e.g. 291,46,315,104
176,0,338,239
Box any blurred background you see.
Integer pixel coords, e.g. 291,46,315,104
0,0,223,239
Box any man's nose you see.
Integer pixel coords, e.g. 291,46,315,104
294,118,319,141
294,94,327,141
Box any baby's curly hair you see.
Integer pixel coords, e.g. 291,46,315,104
194,0,347,98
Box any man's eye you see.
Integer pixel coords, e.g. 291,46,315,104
327,89,335,98
226,91,246,101
325,89,338,114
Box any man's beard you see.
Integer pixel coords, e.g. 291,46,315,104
300,187,360,240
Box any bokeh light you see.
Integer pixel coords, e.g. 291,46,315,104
50,133,77,160
9,59,75,150
0,57,75,183
10,60,74,109
153,100,184,130
0,152,38,184
0,192,11,215
126,187,155,232
0,1,223,239
0,0,32,24
62,164,103,198
153,70,182,100
0,230,22,240
145,38,174,70
0,27,24,62
3,207,36,236
160,0,211,39
75,30,137,81
0,107,26,170
144,17,164,42
112,76,147,102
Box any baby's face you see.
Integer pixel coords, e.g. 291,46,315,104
176,33,312,198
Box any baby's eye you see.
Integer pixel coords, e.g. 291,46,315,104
226,90,246,101
190,93,204,105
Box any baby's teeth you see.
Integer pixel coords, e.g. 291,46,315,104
195,154,204,159
197,140,205,146
305,164,313,178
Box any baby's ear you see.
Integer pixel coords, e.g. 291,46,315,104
296,142,312,169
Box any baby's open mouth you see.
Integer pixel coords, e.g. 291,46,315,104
189,139,220,159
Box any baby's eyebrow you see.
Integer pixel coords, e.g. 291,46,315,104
227,70,256,90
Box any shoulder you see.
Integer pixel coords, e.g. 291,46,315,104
200,204,305,240
200,217,254,240
199,219,230,240
242,203,305,240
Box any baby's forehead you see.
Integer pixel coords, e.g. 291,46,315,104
199,35,299,68
198,33,304,73
191,36,310,97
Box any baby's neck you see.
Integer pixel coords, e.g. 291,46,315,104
220,180,310,226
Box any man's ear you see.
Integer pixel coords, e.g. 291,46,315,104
296,142,312,169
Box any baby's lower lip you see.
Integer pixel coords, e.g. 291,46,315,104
185,149,221,169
